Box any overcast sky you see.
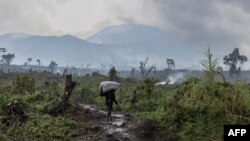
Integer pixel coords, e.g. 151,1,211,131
1,0,250,63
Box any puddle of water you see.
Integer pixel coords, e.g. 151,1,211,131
112,119,126,127
78,103,139,141
112,113,124,118
79,104,97,111
106,127,124,134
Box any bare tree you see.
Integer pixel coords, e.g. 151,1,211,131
48,75,77,116
166,59,175,70
153,65,157,74
131,67,136,79
139,57,155,79
63,67,68,77
0,48,6,54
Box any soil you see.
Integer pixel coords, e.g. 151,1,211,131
72,103,178,141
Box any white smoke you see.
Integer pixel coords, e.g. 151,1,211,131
155,81,168,85
168,72,184,84
155,72,185,85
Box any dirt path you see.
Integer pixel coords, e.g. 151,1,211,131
77,103,140,141
76,103,177,141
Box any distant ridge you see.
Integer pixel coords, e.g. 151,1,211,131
87,24,173,44
0,24,199,69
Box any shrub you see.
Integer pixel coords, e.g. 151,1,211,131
161,76,250,141
11,75,36,95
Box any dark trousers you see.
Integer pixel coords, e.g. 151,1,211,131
105,90,118,117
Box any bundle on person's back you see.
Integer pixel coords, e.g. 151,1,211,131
99,81,121,93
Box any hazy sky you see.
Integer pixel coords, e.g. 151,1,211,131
1,0,250,59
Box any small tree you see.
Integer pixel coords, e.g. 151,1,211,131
2,53,15,65
48,61,58,73
139,57,155,79
223,48,247,78
27,58,32,65
0,48,6,64
37,59,41,66
108,66,118,81
0,48,6,54
200,48,225,82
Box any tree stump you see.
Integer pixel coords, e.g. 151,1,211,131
6,100,24,115
1,100,28,127
50,74,77,116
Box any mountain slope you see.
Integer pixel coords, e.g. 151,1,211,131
0,33,105,67
0,25,200,69
87,24,173,45
87,24,199,68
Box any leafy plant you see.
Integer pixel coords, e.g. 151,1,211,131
11,75,36,95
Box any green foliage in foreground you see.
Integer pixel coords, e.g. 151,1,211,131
0,74,82,140
160,77,250,141
0,113,76,140
152,48,250,140
1,69,250,141
74,73,250,141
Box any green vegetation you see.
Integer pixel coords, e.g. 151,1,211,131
0,73,84,140
0,49,250,140
108,66,119,81
78,76,249,141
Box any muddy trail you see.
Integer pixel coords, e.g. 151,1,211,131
76,103,177,141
